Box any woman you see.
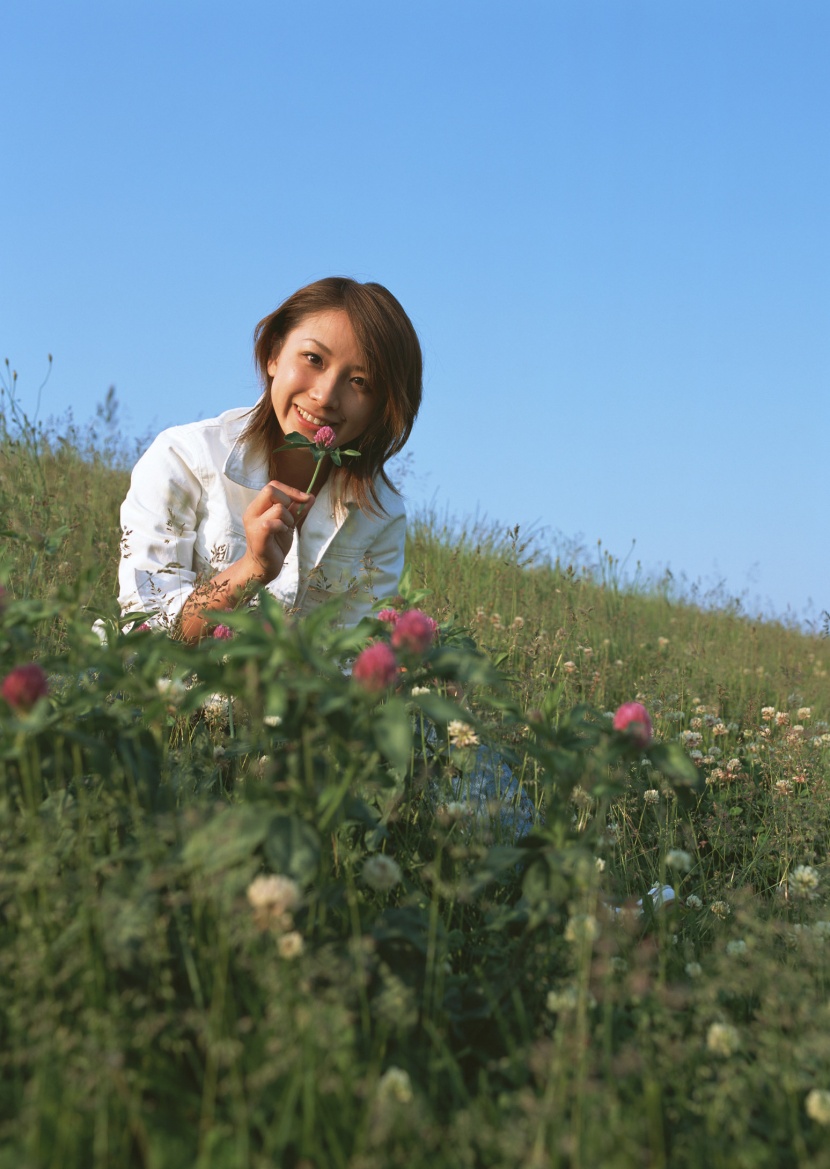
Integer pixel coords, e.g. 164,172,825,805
118,277,422,640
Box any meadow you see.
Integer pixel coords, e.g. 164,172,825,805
2,382,830,1169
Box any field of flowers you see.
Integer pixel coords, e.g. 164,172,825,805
2,395,830,1169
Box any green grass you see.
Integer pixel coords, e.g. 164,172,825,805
2,404,830,1169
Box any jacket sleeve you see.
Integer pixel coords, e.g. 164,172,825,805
117,430,204,628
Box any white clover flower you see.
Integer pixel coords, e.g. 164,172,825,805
707,1022,740,1057
658,637,670,649
774,778,794,796
761,706,776,721
776,711,790,727
685,894,703,910
563,661,577,675
247,874,301,915
805,1089,830,1126
363,854,403,893
726,939,747,956
410,685,431,696
798,707,812,721
377,1066,413,1105
447,720,480,748
212,745,226,761
710,901,730,919
511,616,525,630
643,789,660,805
682,731,702,749
712,722,728,737
685,962,703,978
666,848,693,872
263,714,283,727
789,865,820,898
726,758,742,773
278,931,305,959
546,985,579,1013
594,856,606,873
695,705,708,715
564,914,600,945
202,692,229,719
157,676,187,703
690,717,703,730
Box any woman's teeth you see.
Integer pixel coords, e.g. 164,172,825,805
296,406,326,426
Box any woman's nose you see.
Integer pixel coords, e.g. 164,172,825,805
309,374,340,408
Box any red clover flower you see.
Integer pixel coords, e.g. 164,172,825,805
1,663,49,712
353,642,399,692
612,701,653,747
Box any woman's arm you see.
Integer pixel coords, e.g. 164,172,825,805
179,480,314,642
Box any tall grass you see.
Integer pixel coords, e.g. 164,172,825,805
2,395,830,1168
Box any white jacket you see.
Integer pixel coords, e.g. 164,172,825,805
118,407,406,629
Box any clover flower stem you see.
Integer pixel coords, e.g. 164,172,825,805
296,455,327,518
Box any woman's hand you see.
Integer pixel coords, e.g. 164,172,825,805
240,480,315,583
178,480,314,643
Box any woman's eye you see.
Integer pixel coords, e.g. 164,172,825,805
304,352,323,366
352,376,370,391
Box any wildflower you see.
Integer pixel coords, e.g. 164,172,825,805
212,745,226,760
666,848,693,872
707,768,727,784
707,1022,740,1056
612,702,653,748
263,714,282,727
695,704,708,715
643,789,660,805
278,931,305,959
212,624,233,640
247,874,301,916
377,1066,413,1105
362,854,403,893
806,1089,830,1126
410,685,430,696
761,706,776,721
658,637,669,649
564,914,599,945
685,894,703,910
798,707,812,721
682,731,703,749
442,801,471,822
726,939,747,956
776,711,790,727
788,865,820,899
710,901,730,919
726,758,742,774
546,985,579,1013
448,720,480,748
712,721,729,736
314,425,337,449
685,962,703,978
353,642,398,692
511,616,525,631
391,609,437,655
690,717,703,730
156,676,187,707
1,663,49,711
594,856,606,873
563,660,577,674
774,779,794,796
377,608,399,625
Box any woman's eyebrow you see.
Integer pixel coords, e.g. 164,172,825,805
301,338,367,372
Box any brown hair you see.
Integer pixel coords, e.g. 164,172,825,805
242,276,422,514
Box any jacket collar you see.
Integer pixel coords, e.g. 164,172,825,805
219,406,355,523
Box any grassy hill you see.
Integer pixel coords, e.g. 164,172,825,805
2,414,830,1169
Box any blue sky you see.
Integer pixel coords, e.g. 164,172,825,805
3,0,828,625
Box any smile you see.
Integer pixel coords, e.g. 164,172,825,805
295,405,330,427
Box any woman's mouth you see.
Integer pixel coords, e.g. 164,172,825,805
294,405,329,428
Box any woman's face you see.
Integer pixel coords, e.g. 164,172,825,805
267,310,378,448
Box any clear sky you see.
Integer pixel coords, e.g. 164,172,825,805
3,0,828,626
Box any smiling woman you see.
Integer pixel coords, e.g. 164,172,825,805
117,277,423,642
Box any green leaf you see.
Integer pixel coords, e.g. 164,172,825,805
373,698,413,775
182,806,269,875
341,448,361,458
330,449,342,466
264,815,321,884
412,691,466,724
648,742,700,785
